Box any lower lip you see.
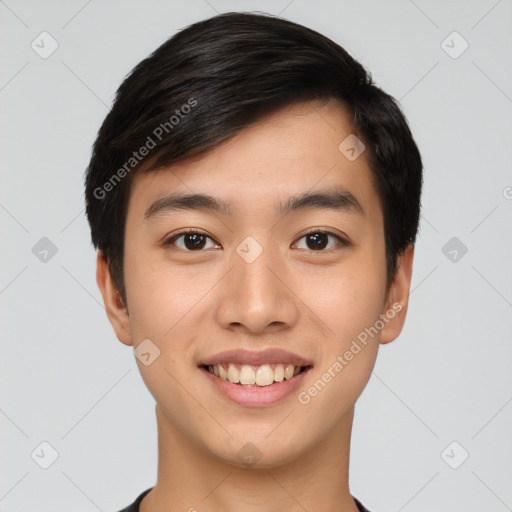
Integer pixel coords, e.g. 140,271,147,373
201,366,312,407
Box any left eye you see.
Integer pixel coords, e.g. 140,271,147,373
163,230,346,252
294,231,346,251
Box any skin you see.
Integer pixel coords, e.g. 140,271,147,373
96,98,414,512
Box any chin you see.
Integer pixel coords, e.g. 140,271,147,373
207,433,308,470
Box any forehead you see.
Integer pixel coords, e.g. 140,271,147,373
127,99,382,225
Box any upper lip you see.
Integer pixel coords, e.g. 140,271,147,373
199,349,313,367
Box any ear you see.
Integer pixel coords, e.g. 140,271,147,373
95,250,133,346
379,243,415,345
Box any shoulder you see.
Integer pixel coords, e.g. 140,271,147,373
115,488,153,512
353,496,373,512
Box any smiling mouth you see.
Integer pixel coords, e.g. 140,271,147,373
201,363,312,387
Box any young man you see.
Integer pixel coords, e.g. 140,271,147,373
85,11,422,512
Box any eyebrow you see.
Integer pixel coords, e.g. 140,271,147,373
144,186,365,220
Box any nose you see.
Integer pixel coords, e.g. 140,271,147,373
215,239,299,334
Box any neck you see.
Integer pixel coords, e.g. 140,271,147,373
140,404,360,512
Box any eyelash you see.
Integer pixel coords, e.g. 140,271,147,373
163,228,349,252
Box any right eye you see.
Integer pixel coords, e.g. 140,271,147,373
163,230,221,251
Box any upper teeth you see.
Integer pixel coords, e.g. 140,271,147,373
208,363,302,386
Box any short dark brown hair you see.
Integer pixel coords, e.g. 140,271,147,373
85,11,423,307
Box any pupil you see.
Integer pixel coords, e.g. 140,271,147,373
307,233,327,250
185,233,206,250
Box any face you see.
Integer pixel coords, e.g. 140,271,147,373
97,98,413,468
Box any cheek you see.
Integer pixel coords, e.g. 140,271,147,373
124,248,212,343
296,268,384,433
297,254,386,344
124,252,217,439
293,249,385,403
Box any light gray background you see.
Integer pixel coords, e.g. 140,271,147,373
1,1,511,511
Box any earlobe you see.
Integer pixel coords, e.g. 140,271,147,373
95,251,133,346
379,243,415,345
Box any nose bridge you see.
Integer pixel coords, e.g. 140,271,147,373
234,234,281,299
238,237,280,294
216,233,298,332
